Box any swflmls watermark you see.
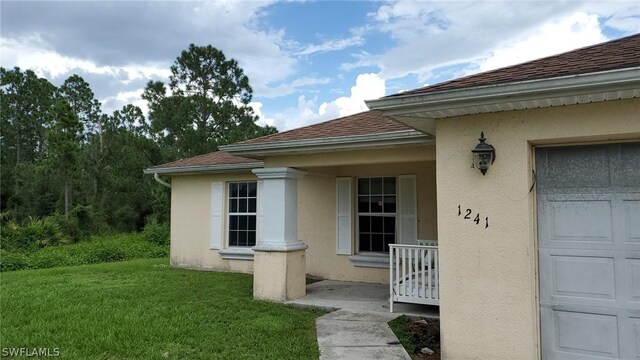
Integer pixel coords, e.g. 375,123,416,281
1,348,60,357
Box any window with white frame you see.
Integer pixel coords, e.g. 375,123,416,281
228,181,257,247
357,177,396,253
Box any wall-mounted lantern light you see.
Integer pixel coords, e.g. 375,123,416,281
471,132,496,176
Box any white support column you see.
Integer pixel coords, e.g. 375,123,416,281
251,167,308,301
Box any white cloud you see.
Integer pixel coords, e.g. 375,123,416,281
476,12,607,72
346,1,638,83
0,1,298,102
250,101,275,128
101,89,149,117
586,2,640,33
1,35,171,81
318,73,385,119
259,76,332,98
186,1,299,96
296,36,364,56
263,73,386,131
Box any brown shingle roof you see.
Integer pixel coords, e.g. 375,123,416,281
147,111,413,171
391,33,640,97
237,110,412,145
148,151,259,170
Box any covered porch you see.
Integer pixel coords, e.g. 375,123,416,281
246,143,441,311
287,240,440,315
288,279,440,318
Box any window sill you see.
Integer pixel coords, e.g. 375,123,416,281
218,247,254,261
348,253,389,269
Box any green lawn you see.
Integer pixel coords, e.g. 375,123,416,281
0,258,324,359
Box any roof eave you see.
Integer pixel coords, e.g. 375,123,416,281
143,162,264,175
366,67,640,118
219,130,434,157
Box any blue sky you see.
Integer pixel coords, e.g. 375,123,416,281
1,1,639,131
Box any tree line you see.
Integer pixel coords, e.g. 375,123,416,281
0,44,276,233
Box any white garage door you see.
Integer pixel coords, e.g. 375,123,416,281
537,142,640,359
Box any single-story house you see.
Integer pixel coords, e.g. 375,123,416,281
145,34,640,359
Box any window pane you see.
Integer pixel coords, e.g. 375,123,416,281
370,178,382,195
238,231,247,247
248,216,256,231
358,178,369,195
359,233,371,252
358,216,370,234
228,181,257,247
383,177,396,195
371,234,384,252
384,217,396,234
239,215,248,230
383,196,396,213
384,234,395,249
230,215,238,231
229,231,238,246
358,196,369,213
371,216,383,233
239,183,247,197
248,182,257,197
370,196,383,213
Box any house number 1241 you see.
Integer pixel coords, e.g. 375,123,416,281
458,205,489,229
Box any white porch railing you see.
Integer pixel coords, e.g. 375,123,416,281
389,243,439,312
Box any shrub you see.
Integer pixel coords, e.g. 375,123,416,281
84,244,126,264
0,221,22,251
46,213,83,243
0,250,30,272
0,217,69,252
142,221,170,246
29,251,76,269
1,232,168,272
25,217,69,248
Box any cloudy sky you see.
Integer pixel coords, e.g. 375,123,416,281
1,1,639,131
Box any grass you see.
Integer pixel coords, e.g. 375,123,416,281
1,233,168,272
0,258,325,359
388,315,441,359
388,315,417,354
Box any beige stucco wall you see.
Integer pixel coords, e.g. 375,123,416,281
264,144,435,168
435,98,640,360
169,145,438,284
290,146,437,283
253,250,306,301
170,172,257,273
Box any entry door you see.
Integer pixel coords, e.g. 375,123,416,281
537,142,640,359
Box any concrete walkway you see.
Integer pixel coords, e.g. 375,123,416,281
287,280,439,359
315,309,410,360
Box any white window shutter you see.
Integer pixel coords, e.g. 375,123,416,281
336,177,353,255
210,182,224,249
398,175,418,245
257,180,264,244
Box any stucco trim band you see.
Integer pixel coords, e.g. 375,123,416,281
218,247,255,260
348,254,390,268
